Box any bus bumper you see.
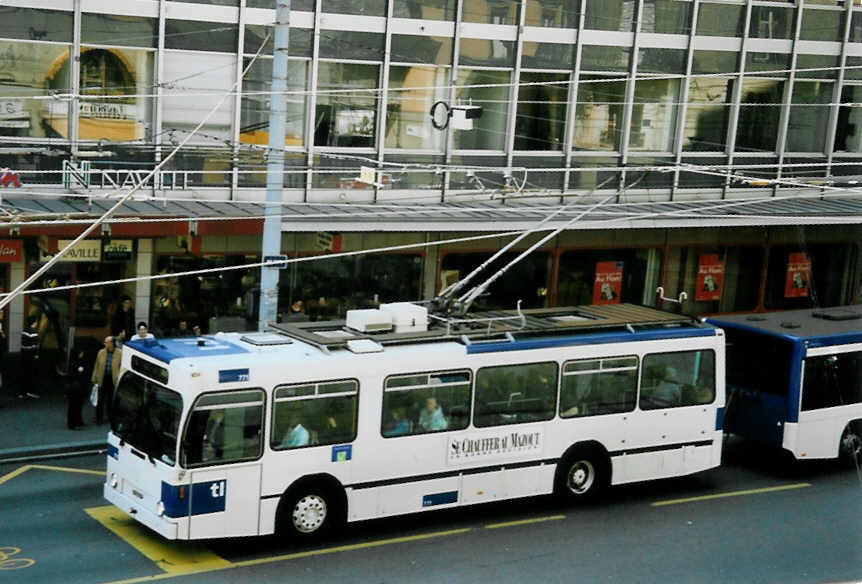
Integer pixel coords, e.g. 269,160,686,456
104,482,179,540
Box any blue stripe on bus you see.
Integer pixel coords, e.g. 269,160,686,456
466,327,717,354
422,490,458,507
161,480,227,518
129,337,249,364
107,444,119,460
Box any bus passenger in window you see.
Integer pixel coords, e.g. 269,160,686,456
418,397,448,432
655,366,681,407
281,412,309,448
384,407,410,437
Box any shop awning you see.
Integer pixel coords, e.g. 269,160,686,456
2,192,862,233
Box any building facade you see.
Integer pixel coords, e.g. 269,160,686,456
0,0,861,351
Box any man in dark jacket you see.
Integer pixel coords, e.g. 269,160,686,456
111,295,135,344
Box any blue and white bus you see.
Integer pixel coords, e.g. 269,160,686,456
104,303,725,540
708,306,862,462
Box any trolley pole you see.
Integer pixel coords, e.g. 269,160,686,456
259,0,290,330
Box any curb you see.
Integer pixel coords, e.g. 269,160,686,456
0,440,107,465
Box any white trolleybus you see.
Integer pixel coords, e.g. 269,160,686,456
708,305,862,462
105,302,725,540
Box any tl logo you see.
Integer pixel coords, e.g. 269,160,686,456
209,480,226,498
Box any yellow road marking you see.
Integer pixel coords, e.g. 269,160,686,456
651,482,812,507
30,464,104,477
100,527,472,584
0,465,32,486
485,514,566,529
86,506,231,575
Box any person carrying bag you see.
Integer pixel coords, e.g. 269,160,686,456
91,336,122,425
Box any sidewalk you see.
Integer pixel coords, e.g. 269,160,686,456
0,366,108,464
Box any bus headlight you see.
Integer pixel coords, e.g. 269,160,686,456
110,473,119,489
156,501,165,517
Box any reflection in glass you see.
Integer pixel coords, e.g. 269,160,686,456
459,38,516,67
164,20,238,52
319,31,384,61
696,3,743,37
390,35,452,65
244,25,313,57
161,51,234,144
454,69,511,150
736,79,784,152
515,72,568,150
568,157,620,190
745,53,790,77
581,45,631,73
78,48,154,143
525,0,579,28
386,66,448,150
638,48,686,75
584,0,636,32
0,42,70,138
835,85,862,153
692,50,738,75
630,79,679,151
322,0,387,16
640,0,693,35
315,62,379,148
683,77,732,151
521,43,573,69
786,81,832,153
462,0,521,25
573,76,626,151
240,58,308,148
800,8,843,42
795,54,838,80
81,14,157,48
247,0,315,8
748,6,794,39
393,0,456,20
0,7,73,43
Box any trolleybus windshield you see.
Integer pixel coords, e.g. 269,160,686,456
112,372,183,465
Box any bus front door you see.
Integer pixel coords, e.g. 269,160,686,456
187,463,262,539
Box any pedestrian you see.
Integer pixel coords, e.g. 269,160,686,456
111,295,135,345
66,348,88,430
131,321,155,341
192,324,202,337
174,319,193,337
18,315,40,399
91,336,122,425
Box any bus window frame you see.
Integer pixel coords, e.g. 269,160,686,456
180,387,267,469
270,377,360,452
381,368,473,439
638,349,717,410
473,360,560,428
559,355,639,418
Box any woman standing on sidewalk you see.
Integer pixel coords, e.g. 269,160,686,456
91,336,122,425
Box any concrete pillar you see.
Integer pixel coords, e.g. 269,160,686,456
134,239,153,326
8,261,24,351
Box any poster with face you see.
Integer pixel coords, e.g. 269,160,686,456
593,261,623,305
784,252,811,298
695,254,724,302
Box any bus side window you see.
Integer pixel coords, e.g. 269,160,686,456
182,389,265,467
381,370,471,438
271,380,359,450
560,356,637,418
474,362,557,427
640,350,715,410
802,351,862,411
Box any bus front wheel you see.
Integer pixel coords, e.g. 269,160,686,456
276,482,343,542
554,446,609,503
840,421,862,465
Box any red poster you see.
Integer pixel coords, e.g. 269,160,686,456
0,239,22,262
784,252,811,298
695,254,724,302
593,261,623,305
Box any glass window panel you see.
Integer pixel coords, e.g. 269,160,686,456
78,48,154,143
745,53,790,77
584,0,636,32
0,42,70,139
683,77,733,151
515,72,568,151
162,51,234,145
475,362,558,427
677,156,727,189
382,370,471,436
574,76,626,150
440,250,550,309
794,54,839,80
463,0,521,25
237,150,306,188
638,48,686,75
568,157,621,189
629,78,680,151
164,20,238,52
378,154,445,189
244,25,312,57
628,156,674,187
640,350,715,409
512,155,565,190
802,352,862,412
560,358,637,417
846,56,862,81
393,0,457,20
319,30,384,61
454,69,511,150
459,38,516,67
800,8,843,42
521,42,574,69
696,2,744,37
640,0,693,35
314,62,379,148
272,394,358,448
692,50,738,75
322,0,387,16
240,58,307,149
835,85,862,153
183,390,264,466
581,45,631,73
786,81,832,152
749,6,795,39
852,13,862,43
736,79,784,152
81,14,157,48
172,0,237,5
763,244,856,310
247,0,315,8
386,65,448,150
390,35,452,65
525,0,580,28
0,7,73,43
663,246,763,313
557,248,658,304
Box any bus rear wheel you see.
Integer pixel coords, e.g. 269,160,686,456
840,421,862,466
276,484,342,542
555,447,609,503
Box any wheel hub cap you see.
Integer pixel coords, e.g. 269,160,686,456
568,460,595,494
292,495,327,533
